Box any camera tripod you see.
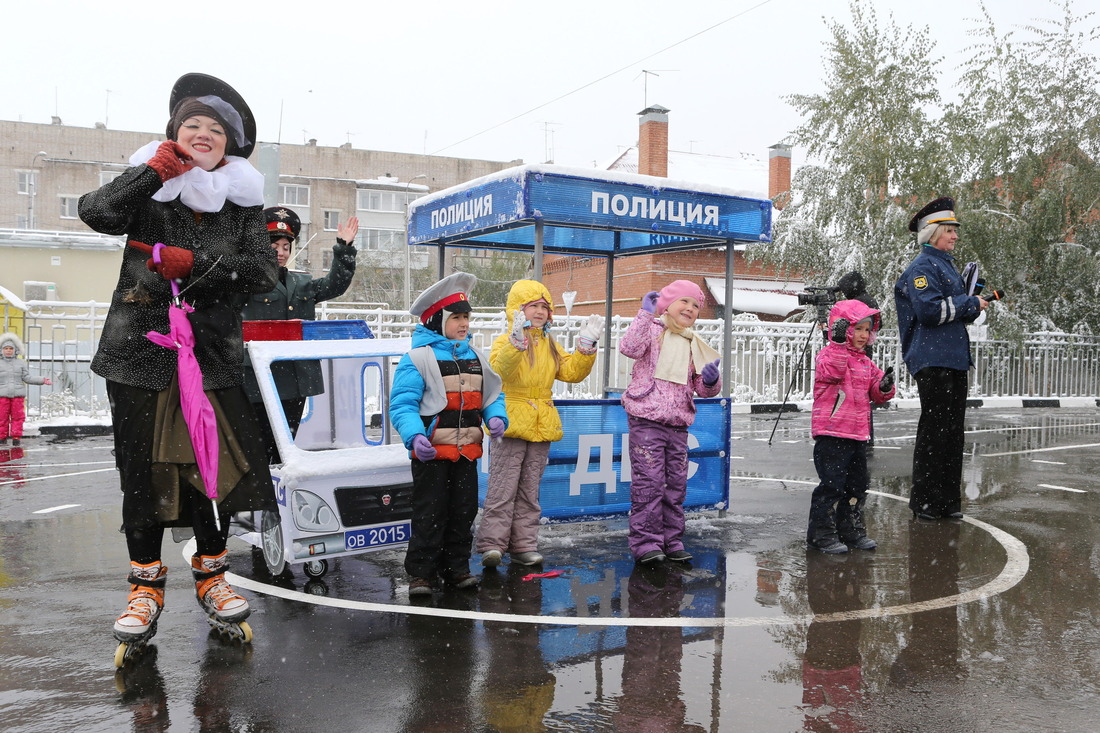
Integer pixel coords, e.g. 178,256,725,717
767,316,827,445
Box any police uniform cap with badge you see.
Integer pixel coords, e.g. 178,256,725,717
264,207,301,244
411,272,477,336
909,196,960,246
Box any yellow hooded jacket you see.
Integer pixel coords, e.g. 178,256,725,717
491,280,596,442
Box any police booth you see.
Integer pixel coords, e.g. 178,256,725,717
407,165,773,521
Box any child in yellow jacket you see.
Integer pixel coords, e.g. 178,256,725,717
476,280,604,567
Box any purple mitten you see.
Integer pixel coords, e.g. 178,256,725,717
488,417,506,440
701,358,721,386
411,434,437,462
641,291,659,314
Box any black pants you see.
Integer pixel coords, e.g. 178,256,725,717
808,436,868,542
404,458,479,580
251,397,306,464
126,504,230,564
911,367,967,516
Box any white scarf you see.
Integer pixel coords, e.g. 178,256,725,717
654,315,721,385
129,141,264,212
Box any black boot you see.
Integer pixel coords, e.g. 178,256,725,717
808,496,848,554
838,496,877,550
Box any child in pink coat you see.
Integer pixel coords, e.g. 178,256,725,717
807,299,895,554
620,280,721,565
0,333,52,446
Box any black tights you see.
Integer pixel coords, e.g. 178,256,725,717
125,492,231,564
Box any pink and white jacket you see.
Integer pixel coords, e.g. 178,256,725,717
620,310,722,427
811,299,895,442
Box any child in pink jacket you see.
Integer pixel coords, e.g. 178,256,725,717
620,281,721,565
808,299,895,554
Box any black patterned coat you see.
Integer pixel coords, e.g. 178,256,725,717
79,164,277,391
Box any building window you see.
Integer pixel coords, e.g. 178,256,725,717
17,171,36,195
99,170,123,186
59,196,79,219
360,229,403,251
322,249,333,270
357,190,416,212
323,210,340,231
279,184,310,207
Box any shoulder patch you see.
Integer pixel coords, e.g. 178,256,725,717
913,276,928,290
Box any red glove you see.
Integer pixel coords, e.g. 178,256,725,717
128,240,195,280
145,140,192,182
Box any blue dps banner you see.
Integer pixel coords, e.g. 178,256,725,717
478,398,731,520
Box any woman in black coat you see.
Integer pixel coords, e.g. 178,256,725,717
79,73,278,653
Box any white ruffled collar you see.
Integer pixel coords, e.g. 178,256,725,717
130,140,264,213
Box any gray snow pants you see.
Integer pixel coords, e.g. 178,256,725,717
476,437,550,554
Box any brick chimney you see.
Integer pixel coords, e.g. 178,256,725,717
768,143,792,209
638,105,670,177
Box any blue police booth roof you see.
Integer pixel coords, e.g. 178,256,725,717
407,164,772,255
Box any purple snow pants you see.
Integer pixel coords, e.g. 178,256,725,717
477,438,551,554
627,415,689,560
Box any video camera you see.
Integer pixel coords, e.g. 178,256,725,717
797,285,842,324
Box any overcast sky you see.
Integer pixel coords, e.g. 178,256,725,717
5,0,1093,173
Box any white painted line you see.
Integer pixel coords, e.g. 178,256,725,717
214,491,1029,629
875,420,1100,444
982,442,1100,458
871,445,902,450
1031,459,1066,465
731,476,816,486
0,467,115,487
1037,484,1086,493
33,504,81,514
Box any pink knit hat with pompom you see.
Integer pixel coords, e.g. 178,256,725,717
656,280,706,315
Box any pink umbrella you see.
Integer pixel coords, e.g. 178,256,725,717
144,243,222,530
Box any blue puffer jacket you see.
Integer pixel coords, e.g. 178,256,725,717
894,246,981,374
389,324,508,450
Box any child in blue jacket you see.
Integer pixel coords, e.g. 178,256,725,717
389,273,508,596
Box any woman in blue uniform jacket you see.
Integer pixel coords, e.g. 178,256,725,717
894,197,988,520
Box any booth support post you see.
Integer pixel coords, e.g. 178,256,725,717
534,220,544,280
723,241,735,398
437,244,447,278
601,239,617,397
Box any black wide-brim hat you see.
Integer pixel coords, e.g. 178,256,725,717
168,73,257,159
908,196,960,233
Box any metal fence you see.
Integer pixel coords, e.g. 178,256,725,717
14,299,1100,419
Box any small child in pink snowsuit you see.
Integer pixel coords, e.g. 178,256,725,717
807,299,895,554
0,333,52,446
620,281,721,565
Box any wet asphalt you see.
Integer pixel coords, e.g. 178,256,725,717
1,406,1099,732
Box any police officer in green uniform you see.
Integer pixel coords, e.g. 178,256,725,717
241,206,358,462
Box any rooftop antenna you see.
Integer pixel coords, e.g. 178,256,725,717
636,69,678,108
537,121,561,163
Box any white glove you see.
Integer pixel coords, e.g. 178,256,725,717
577,314,604,354
509,308,528,350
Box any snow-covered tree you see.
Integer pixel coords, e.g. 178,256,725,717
760,0,1100,333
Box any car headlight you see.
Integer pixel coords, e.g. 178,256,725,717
291,490,339,532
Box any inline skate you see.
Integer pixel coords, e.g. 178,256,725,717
113,561,167,668
192,550,253,643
